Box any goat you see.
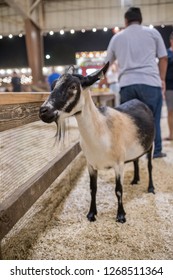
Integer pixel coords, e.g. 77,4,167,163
39,62,155,223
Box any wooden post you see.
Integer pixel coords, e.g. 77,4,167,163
25,19,44,84
0,244,2,260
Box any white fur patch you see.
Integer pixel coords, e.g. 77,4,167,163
62,92,78,112
42,101,53,109
116,191,121,197
125,142,144,161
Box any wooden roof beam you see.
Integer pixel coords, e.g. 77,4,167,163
30,0,42,13
4,0,41,29
5,0,30,18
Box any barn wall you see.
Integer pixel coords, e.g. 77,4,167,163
0,0,173,36
43,0,173,31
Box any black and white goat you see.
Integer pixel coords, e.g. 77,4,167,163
39,63,155,223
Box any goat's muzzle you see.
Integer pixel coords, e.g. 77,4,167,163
39,105,58,123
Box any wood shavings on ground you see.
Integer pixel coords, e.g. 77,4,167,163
1,108,173,260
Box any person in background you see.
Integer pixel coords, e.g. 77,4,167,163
106,62,120,106
47,67,61,90
164,32,173,141
11,71,21,92
106,6,168,158
98,75,109,89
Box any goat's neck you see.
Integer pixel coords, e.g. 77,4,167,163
75,90,105,139
75,90,114,170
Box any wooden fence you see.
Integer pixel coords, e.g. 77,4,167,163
0,92,82,259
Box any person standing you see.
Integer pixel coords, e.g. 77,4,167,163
165,32,173,141
47,67,61,90
11,71,21,92
106,62,120,106
106,6,168,158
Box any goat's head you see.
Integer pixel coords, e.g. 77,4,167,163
39,62,109,124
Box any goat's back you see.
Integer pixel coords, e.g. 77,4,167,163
115,99,155,151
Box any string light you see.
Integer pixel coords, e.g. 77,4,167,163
57,66,64,72
0,68,33,85
6,69,12,74
21,75,32,84
76,51,107,59
45,54,50,59
113,26,120,33
3,25,165,40
0,69,5,75
60,29,64,35
21,68,27,74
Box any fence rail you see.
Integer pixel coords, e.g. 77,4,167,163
0,92,81,259
0,92,49,132
0,141,81,241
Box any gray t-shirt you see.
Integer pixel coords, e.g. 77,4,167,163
106,24,167,88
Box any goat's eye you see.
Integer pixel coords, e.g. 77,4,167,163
70,85,76,90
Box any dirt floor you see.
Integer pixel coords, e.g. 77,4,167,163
1,107,173,260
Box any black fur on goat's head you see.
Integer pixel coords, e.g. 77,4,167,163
39,62,109,130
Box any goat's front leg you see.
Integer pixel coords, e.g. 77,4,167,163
115,164,126,223
87,164,98,222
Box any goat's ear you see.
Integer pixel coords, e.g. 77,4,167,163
81,62,109,88
67,65,75,75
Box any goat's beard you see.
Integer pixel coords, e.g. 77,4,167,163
55,118,66,143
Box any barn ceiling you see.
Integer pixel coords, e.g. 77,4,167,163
0,0,172,36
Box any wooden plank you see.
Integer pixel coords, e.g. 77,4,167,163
0,92,49,105
0,141,81,241
0,92,115,106
0,93,49,131
0,102,43,132
0,92,115,132
91,92,115,97
91,92,115,107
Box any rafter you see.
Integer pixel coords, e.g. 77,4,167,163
5,0,30,18
4,0,41,29
30,0,42,13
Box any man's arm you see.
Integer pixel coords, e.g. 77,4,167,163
158,56,168,95
105,36,117,65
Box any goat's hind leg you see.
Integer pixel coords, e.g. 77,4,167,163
131,159,140,185
147,146,155,194
87,164,98,222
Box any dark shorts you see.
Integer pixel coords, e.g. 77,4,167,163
165,90,173,111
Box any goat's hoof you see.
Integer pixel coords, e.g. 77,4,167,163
116,214,126,223
131,179,139,185
87,212,96,222
148,187,155,194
